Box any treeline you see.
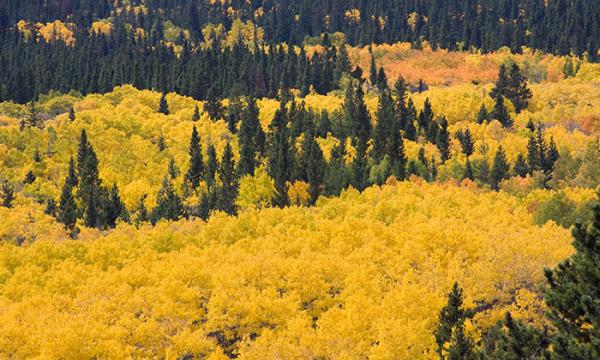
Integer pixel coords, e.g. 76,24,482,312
1,0,599,58
0,28,350,103
435,197,600,359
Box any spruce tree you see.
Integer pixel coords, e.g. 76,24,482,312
434,282,474,360
24,170,36,184
543,199,600,359
26,101,40,128
351,137,370,191
185,126,204,189
1,181,15,208
490,145,510,190
459,128,475,157
480,313,549,359
324,137,349,197
57,178,77,231
106,183,127,228
68,106,76,122
205,144,218,187
302,128,325,205
492,93,513,128
218,143,238,215
205,86,223,121
387,117,407,181
436,117,451,162
447,323,477,360
369,50,377,86
237,97,263,177
418,98,434,134
464,158,475,181
376,66,388,90
168,158,179,179
317,110,330,138
403,99,418,141
476,104,489,124
513,153,529,177
334,44,351,80
373,88,395,162
66,156,78,187
490,64,511,100
157,132,167,152
158,92,170,115
152,176,183,223
507,63,533,113
268,105,291,208
192,104,201,122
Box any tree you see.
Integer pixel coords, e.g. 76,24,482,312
25,101,40,128
480,313,550,359
447,323,477,360
268,104,292,208
192,104,201,122
491,93,513,128
459,128,475,157
490,64,510,101
301,128,325,205
436,117,451,162
57,179,77,231
490,146,510,190
218,143,238,215
476,104,489,124
373,88,395,162
152,176,183,223
543,199,600,359
238,97,264,177
185,126,204,189
205,144,218,187
1,181,15,208
404,99,418,141
205,86,223,120
158,92,170,115
507,63,533,113
369,50,377,86
66,156,78,187
434,282,474,360
513,153,528,177
351,137,370,191
157,132,167,152
464,158,474,181
23,170,36,184
418,99,434,134
106,183,127,228
68,106,76,122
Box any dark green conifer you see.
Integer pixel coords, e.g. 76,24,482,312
459,128,475,157
476,104,489,124
192,104,201,122
57,179,77,231
24,170,36,184
158,92,170,115
68,106,76,122
491,93,513,128
1,181,15,208
152,176,183,223
436,117,451,162
185,126,204,189
218,143,238,215
434,283,474,360
490,145,510,190
513,153,529,177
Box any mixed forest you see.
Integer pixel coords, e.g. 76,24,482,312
2,0,600,359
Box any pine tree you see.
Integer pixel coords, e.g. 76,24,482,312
168,158,179,179
158,92,170,115
434,283,474,360
57,179,77,231
490,145,510,190
76,130,102,227
492,93,513,128
476,104,489,124
66,156,78,187
447,323,477,360
268,105,291,208
205,86,223,121
403,99,418,141
480,313,550,359
543,199,600,359
459,128,475,157
1,181,15,208
490,64,511,100
205,144,218,187
351,137,370,191
436,118,451,162
317,110,330,138
192,104,201,122
237,97,263,177
302,128,325,205
324,137,349,196
373,88,395,162
68,106,76,122
369,50,377,86
387,117,407,181
23,170,36,184
507,63,533,113
218,143,238,215
45,198,56,216
157,132,167,152
418,98,434,134
185,126,204,189
334,44,351,80
513,153,529,177
152,176,183,223
376,66,388,90
106,183,127,228
464,158,475,181
26,101,40,128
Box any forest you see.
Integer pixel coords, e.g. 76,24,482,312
2,1,600,359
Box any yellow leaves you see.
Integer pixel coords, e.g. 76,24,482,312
236,166,275,211
90,21,112,35
288,181,310,206
344,9,361,24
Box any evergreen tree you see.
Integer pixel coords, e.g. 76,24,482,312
436,118,451,162
403,99,418,141
543,199,600,359
66,156,78,187
218,143,238,215
302,128,325,205
324,137,349,197
68,106,76,122
152,176,183,223
158,92,170,115
25,101,40,128
157,132,167,152
376,66,388,90
526,118,536,132
464,158,475,181
447,323,477,360
205,144,218,186
513,153,529,177
268,105,291,207
507,63,533,113
434,283,474,360
106,183,127,228
491,93,513,128
373,89,395,162
369,50,377,86
237,97,264,177
23,170,36,184
418,99,434,134
317,110,331,138
334,44,351,80
480,313,550,359
205,86,223,120
459,128,475,157
476,104,489,124
1,181,15,208
192,104,201,122
185,126,204,189
351,137,370,191
387,117,407,181
490,145,510,190
477,157,490,185
57,179,77,231
490,64,511,100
